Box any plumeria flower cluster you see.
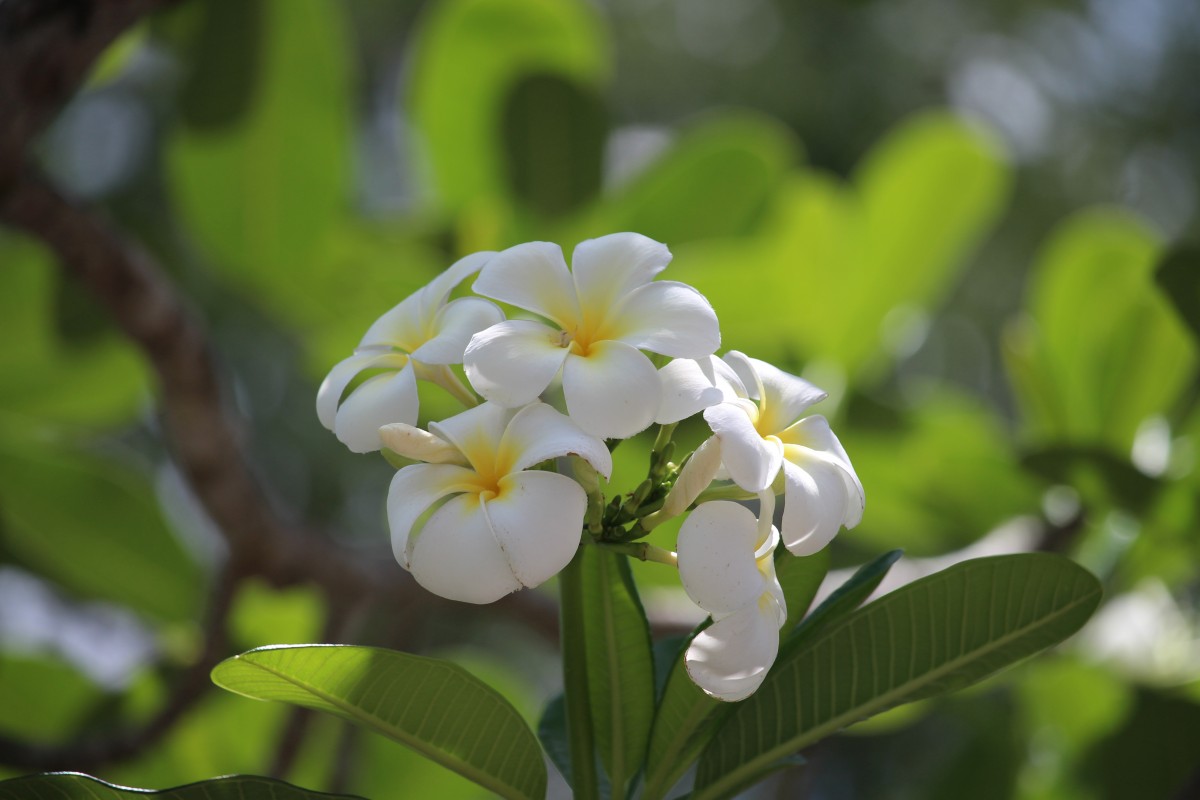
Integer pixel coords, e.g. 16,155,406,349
318,232,863,702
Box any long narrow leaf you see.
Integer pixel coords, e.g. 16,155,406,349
211,645,546,800
693,554,1102,799
582,546,656,797
0,773,361,800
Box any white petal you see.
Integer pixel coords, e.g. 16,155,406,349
410,297,504,365
780,457,851,556
685,600,782,702
781,416,864,528
428,402,514,472
378,424,466,465
656,358,725,424
483,471,585,589
427,250,497,304
677,501,765,615
334,363,420,453
663,436,722,517
472,241,581,327
570,233,672,321
725,352,827,435
387,463,480,569
561,340,660,440
610,281,720,359
409,494,523,604
501,402,613,478
463,319,570,407
703,401,783,492
316,351,406,431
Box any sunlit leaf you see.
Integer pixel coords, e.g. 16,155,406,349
168,0,351,291
408,0,607,213
0,443,201,622
0,773,360,800
673,112,1009,378
581,546,655,796
212,645,546,800
782,549,902,652
693,554,1102,799
1006,209,1196,452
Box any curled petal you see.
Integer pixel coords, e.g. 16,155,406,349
334,363,420,453
780,416,864,527
570,233,671,324
686,599,783,702
561,340,660,440
483,471,586,589
429,402,514,472
387,463,480,569
316,351,406,431
663,437,722,517
656,358,725,424
472,241,581,327
379,424,466,465
780,457,851,556
677,501,765,615
724,352,827,435
410,297,504,365
409,494,523,604
463,319,570,407
360,251,494,351
611,281,720,359
501,402,613,478
703,401,783,492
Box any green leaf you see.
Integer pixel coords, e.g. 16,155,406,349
502,73,607,218
784,549,902,651
581,546,656,797
775,547,830,632
585,111,801,246
0,655,104,743
211,645,545,800
408,0,607,213
1155,244,1200,342
167,0,351,291
671,112,1008,378
173,0,265,131
0,773,361,799
538,694,573,787
692,554,1102,800
0,443,201,622
1006,209,1196,452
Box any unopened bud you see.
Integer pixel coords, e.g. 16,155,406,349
379,424,467,465
663,436,721,518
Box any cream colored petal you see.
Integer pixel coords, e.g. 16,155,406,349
410,297,504,365
316,351,406,431
780,457,851,556
333,362,420,453
386,463,480,570
656,358,726,425
378,424,467,465
570,233,671,323
677,501,765,615
463,319,570,407
561,340,661,440
500,402,613,478
703,401,782,492
483,471,585,589
408,493,523,604
610,281,720,359
472,241,581,327
685,600,782,702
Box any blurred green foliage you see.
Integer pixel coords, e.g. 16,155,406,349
2,0,1198,796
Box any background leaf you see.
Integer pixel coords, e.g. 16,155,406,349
693,554,1102,799
211,645,546,800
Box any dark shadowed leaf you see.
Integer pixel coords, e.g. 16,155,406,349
0,773,361,800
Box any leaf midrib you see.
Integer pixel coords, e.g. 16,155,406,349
232,655,533,800
693,583,1099,800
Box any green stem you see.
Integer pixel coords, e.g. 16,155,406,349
560,548,599,800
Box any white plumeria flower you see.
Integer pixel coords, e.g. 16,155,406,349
463,233,721,440
317,251,503,453
383,401,612,604
658,352,865,556
677,497,786,702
